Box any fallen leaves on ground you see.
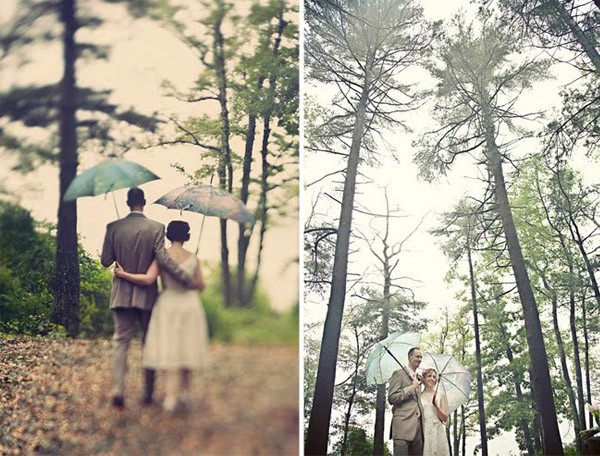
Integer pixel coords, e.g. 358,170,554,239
0,337,299,455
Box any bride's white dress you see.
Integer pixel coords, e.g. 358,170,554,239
421,390,450,456
143,255,209,369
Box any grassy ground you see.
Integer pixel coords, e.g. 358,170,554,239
0,337,298,455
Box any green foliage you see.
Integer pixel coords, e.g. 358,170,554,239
329,426,391,456
0,202,112,337
201,267,298,345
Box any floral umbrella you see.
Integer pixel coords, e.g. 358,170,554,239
63,158,160,217
420,352,471,414
364,331,421,385
154,185,255,252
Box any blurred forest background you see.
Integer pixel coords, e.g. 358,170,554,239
0,0,299,343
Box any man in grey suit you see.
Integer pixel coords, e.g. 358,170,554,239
101,187,198,409
388,347,424,456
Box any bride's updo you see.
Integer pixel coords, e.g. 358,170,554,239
167,220,191,242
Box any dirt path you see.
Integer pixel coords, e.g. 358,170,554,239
0,337,299,455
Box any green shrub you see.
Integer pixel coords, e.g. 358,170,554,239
200,268,298,345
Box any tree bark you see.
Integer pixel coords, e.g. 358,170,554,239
305,71,370,456
482,103,564,455
541,272,581,452
373,206,391,456
213,0,233,306
238,8,287,306
583,294,593,428
52,0,80,337
549,0,600,74
466,231,488,456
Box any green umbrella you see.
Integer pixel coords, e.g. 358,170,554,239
63,158,160,217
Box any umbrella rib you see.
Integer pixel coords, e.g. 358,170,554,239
438,374,470,396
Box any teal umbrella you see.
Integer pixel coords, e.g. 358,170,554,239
63,158,160,217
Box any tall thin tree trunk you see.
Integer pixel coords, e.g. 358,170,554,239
498,321,535,456
549,0,600,74
542,272,581,452
453,409,458,456
52,0,80,337
461,406,466,456
305,71,370,456
466,231,488,456
247,10,287,305
570,272,586,431
482,104,563,455
238,9,287,305
213,0,233,306
583,294,593,428
373,211,392,456
341,325,361,456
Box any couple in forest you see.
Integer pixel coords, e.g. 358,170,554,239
100,187,210,412
389,347,450,456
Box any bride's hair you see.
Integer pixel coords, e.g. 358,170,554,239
167,220,191,242
422,368,437,382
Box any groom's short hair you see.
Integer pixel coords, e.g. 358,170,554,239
127,187,145,207
408,347,420,358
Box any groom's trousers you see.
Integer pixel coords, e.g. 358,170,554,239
393,420,423,456
111,308,154,400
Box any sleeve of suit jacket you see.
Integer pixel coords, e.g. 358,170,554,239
100,224,115,267
153,224,195,288
388,370,415,406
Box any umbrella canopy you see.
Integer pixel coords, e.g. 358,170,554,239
63,158,160,201
420,352,471,414
154,185,255,225
365,331,421,385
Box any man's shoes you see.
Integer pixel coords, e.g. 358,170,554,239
112,396,125,410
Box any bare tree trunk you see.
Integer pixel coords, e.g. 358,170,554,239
340,325,361,456
52,0,80,337
238,8,287,306
542,273,582,452
213,0,233,306
373,206,392,456
305,71,370,456
549,0,600,74
498,321,535,456
466,231,488,456
583,294,593,428
482,104,563,455
570,275,586,431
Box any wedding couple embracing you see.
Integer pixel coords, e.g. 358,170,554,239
388,347,450,456
101,187,210,412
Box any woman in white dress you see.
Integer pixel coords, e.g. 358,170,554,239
421,368,450,456
114,220,210,411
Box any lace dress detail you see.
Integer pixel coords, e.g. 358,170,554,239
143,255,210,370
421,390,450,456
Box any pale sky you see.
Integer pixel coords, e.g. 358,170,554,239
0,0,299,312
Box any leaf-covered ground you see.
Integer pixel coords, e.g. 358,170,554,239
0,337,298,455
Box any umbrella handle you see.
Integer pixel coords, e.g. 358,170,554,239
382,346,415,381
195,214,207,254
111,191,120,218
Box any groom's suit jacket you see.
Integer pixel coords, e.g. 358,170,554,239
101,212,193,311
388,368,424,441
